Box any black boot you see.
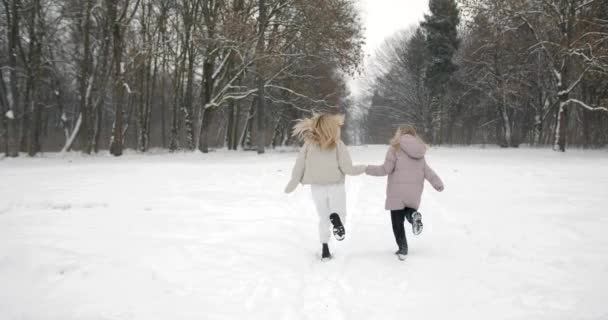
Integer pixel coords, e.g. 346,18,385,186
329,213,345,241
321,243,332,261
396,238,408,260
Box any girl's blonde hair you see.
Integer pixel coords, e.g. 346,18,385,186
390,124,419,148
292,113,344,149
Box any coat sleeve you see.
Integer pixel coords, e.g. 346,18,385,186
284,144,307,193
365,148,396,176
337,141,367,176
424,161,444,191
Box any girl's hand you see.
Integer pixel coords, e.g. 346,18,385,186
284,180,299,194
436,184,444,192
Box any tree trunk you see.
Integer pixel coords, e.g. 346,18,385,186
256,82,266,154
554,100,568,152
89,0,112,154
183,49,196,150
169,44,185,151
122,91,136,148
145,48,157,152
271,109,285,148
0,75,7,155
198,55,214,153
159,5,168,149
199,108,215,153
533,113,542,146
499,104,512,147
553,1,578,152
227,97,241,150
226,102,234,150
232,101,241,150
554,61,570,152
136,6,147,152
214,112,226,147
109,0,125,156
61,114,83,153
255,0,266,154
4,0,20,157
79,0,93,154
160,71,167,149
240,99,256,149
19,81,30,153
27,0,42,156
138,0,155,153
93,102,103,153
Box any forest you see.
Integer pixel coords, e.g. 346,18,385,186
363,0,608,151
2,0,607,156
0,0,363,156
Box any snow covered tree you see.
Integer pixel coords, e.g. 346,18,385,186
0,0,363,155
364,0,608,149
421,0,461,144
514,0,608,151
108,0,137,156
422,0,460,93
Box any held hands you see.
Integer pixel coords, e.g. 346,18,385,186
284,180,298,194
360,165,369,175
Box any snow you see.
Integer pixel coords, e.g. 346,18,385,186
212,53,230,80
5,110,15,120
1,146,608,320
60,113,83,153
124,83,132,94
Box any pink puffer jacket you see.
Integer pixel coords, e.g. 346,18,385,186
366,135,444,210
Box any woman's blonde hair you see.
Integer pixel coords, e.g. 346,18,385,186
390,124,419,148
292,113,344,149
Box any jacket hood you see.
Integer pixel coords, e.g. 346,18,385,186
400,134,426,159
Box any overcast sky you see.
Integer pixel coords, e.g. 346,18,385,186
349,0,429,97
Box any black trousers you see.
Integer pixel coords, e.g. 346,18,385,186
390,207,416,249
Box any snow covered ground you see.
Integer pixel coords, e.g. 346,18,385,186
1,146,608,320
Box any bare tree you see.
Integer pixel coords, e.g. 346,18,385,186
0,0,363,155
2,0,21,157
109,0,140,156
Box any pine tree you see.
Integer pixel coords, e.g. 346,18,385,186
420,0,460,144
421,0,461,93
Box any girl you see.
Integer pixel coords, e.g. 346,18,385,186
366,125,444,260
284,113,366,261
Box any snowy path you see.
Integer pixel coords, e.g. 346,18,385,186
1,146,608,320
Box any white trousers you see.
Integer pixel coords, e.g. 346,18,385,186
311,184,347,244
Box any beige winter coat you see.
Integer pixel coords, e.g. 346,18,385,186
284,141,366,193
